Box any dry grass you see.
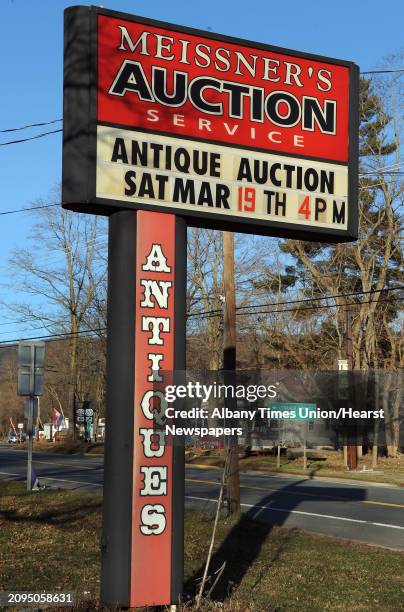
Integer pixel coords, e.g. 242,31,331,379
186,449,404,486
1,482,404,610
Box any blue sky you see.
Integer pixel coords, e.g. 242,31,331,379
0,0,403,341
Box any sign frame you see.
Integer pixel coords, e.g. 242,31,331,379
63,5,359,242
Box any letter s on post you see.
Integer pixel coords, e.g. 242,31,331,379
140,504,166,535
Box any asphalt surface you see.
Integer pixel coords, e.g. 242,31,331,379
1,445,404,550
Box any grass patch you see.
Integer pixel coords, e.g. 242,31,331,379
185,512,404,610
0,481,102,608
1,482,404,610
186,450,404,486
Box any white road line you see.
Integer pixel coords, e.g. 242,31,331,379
33,460,102,471
372,522,404,530
185,496,404,531
0,470,101,488
2,469,403,529
39,476,102,487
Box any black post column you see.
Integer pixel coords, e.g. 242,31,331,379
101,210,137,607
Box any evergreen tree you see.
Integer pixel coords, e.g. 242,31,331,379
258,77,403,371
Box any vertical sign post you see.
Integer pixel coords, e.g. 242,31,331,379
18,342,45,491
27,398,34,490
101,209,186,607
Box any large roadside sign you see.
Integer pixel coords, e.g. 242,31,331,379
62,5,359,609
63,6,359,242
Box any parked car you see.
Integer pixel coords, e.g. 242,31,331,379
8,432,26,443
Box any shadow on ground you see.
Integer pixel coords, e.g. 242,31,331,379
185,471,366,601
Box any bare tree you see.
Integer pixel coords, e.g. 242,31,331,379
187,228,224,370
0,351,24,437
4,189,108,429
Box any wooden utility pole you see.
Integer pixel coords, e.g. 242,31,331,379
345,306,358,469
223,231,240,513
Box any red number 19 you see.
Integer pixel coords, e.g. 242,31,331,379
238,187,256,212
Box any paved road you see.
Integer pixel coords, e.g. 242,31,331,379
1,446,404,550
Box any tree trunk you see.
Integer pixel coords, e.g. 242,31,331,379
69,319,79,439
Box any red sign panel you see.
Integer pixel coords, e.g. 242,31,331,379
98,14,350,162
63,6,358,241
132,211,176,606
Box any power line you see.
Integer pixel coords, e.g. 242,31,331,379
0,327,106,346
0,68,401,136
0,129,62,147
0,291,402,344
0,323,68,337
0,119,62,134
238,285,404,311
0,296,400,345
0,70,396,135
361,68,404,75
191,295,402,321
1,285,401,333
0,67,401,146
0,316,72,328
0,203,58,216
188,285,404,318
360,172,404,176
235,296,402,319
2,283,399,330
361,161,404,174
